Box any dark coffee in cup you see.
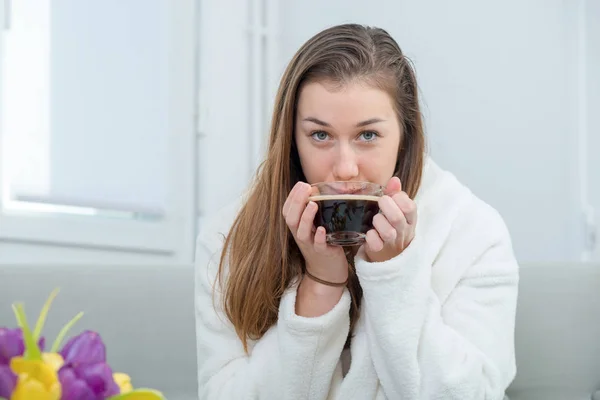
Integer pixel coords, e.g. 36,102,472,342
310,194,380,246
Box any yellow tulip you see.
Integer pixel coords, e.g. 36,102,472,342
42,353,64,372
114,372,133,393
108,374,167,400
108,389,165,400
9,357,61,400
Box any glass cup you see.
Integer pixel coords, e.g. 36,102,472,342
308,181,384,246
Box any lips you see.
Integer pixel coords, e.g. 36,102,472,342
338,188,361,195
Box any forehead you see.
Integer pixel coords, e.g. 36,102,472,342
296,80,397,121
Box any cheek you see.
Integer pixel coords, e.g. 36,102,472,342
360,145,398,183
296,141,331,183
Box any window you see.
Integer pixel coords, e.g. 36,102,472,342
0,0,197,262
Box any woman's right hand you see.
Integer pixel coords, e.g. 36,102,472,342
282,182,349,286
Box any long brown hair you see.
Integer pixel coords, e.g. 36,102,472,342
217,24,426,352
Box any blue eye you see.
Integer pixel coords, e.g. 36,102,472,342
360,131,378,141
311,131,329,141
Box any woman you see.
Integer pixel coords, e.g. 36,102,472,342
195,23,518,400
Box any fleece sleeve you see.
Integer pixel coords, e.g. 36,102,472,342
355,208,519,400
195,238,351,400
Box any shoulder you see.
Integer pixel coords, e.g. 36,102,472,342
196,196,244,256
417,158,518,296
194,196,245,289
194,196,245,299
417,157,512,247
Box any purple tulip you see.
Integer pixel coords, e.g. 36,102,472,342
59,362,120,400
0,365,17,399
0,328,24,365
60,331,106,368
0,328,45,365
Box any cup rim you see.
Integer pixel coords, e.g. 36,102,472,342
309,180,383,189
308,181,384,196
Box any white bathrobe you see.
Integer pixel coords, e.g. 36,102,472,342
194,158,519,400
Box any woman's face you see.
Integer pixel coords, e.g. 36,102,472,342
294,80,401,187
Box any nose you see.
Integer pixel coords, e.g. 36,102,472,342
333,143,359,181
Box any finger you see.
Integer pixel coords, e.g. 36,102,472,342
296,201,318,243
314,226,329,253
392,192,417,225
285,183,311,230
372,213,397,243
365,229,384,253
384,176,402,196
282,182,303,218
378,195,407,231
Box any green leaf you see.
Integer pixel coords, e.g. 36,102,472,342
50,311,84,353
33,287,60,341
107,389,166,400
11,303,42,360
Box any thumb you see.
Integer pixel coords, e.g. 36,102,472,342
384,176,402,195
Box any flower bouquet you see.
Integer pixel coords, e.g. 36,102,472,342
0,289,165,400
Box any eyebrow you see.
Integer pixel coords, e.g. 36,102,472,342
302,117,385,128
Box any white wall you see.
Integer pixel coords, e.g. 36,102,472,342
279,0,588,263
196,0,252,222
196,0,280,223
587,0,600,261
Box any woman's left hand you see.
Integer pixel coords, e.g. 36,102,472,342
363,177,418,263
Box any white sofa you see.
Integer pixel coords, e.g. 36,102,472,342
0,262,598,399
505,263,600,400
